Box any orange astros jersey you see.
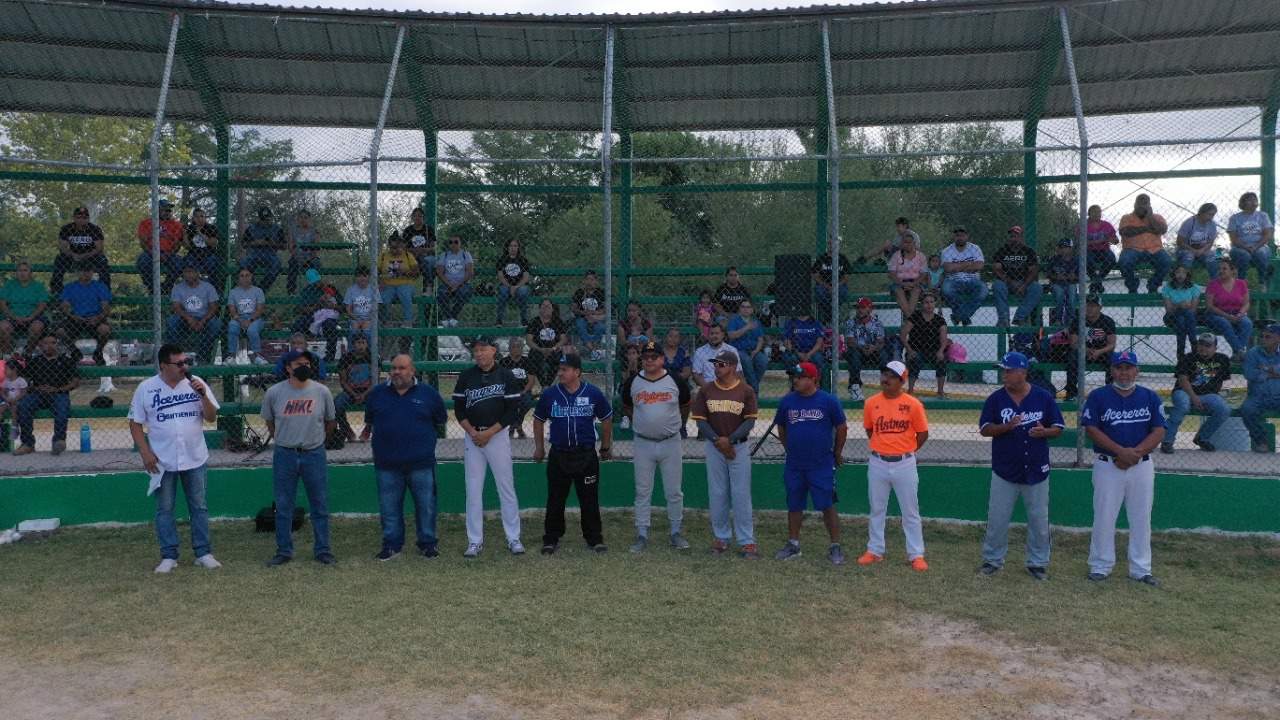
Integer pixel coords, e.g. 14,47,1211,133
863,391,928,455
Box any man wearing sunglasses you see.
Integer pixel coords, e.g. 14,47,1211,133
128,343,221,573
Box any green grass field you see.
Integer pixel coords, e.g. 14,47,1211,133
2,513,1277,719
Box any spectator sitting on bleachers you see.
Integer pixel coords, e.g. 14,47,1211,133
991,225,1043,328
343,266,379,345
1160,265,1202,359
1,357,28,428
617,342,641,401
13,333,78,456
0,260,49,355
1063,294,1116,401
881,216,921,262
618,300,654,347
1046,237,1079,325
726,299,768,394
226,268,266,358
1227,191,1274,283
1203,262,1252,362
526,298,569,389
843,297,894,402
1240,323,1280,454
400,207,437,293
900,291,948,398
811,237,853,311
661,326,695,436
435,234,474,328
500,336,535,439
693,290,716,341
183,207,223,293
1083,204,1119,295
167,263,222,363
713,266,752,320
285,209,321,295
58,261,111,365
692,323,741,388
887,231,926,317
274,332,328,381
378,233,419,327
238,205,286,292
334,334,373,443
53,205,110,296
1176,203,1220,279
1118,193,1172,294
570,270,607,360
781,307,826,387
495,238,532,326
1161,333,1231,455
923,253,943,292
136,198,183,296
939,227,986,326
294,268,340,361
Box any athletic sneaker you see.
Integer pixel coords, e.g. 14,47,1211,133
463,543,483,558
856,551,883,566
51,440,65,456
1191,435,1215,452
1130,574,1161,587
1026,566,1048,581
910,557,930,572
419,544,439,559
508,539,526,555
1159,442,1174,454
12,445,33,456
588,543,608,554
154,558,178,574
266,554,291,567
847,385,863,402
1086,572,1108,582
629,535,648,554
739,544,761,560
540,542,558,556
710,538,729,556
376,548,400,562
193,554,222,569
316,553,337,566
774,540,802,561
828,543,846,566
670,533,690,551
978,562,1000,576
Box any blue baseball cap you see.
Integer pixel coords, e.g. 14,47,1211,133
996,351,1029,370
1264,323,1280,336
1110,350,1139,367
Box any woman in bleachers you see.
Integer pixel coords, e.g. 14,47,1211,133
1203,262,1253,362
1160,264,1203,359
618,300,654,347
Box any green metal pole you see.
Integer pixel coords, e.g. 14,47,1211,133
422,128,439,374
213,125,241,439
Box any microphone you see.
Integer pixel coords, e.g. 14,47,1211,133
185,370,205,396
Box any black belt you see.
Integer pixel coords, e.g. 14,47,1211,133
871,451,913,462
277,445,323,452
551,446,595,453
1097,453,1150,463
635,432,679,442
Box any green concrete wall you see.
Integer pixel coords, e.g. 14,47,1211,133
2,462,1277,533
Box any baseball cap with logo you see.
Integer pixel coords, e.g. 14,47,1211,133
640,340,662,356
786,361,820,379
1195,332,1217,347
881,359,909,381
711,349,739,366
1265,323,1280,336
469,335,495,348
1057,237,1073,248
557,353,582,369
997,351,1029,370
1110,350,1139,367
855,296,873,309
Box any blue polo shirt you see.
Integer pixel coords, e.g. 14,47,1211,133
1081,384,1166,451
61,280,111,318
777,389,845,470
365,379,448,470
979,385,1064,485
533,380,612,450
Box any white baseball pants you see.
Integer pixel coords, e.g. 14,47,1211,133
632,435,684,535
463,431,521,546
866,454,925,560
1088,456,1154,578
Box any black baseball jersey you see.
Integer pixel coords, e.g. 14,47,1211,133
452,363,523,429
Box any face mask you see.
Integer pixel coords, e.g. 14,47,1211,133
1112,380,1136,391
292,365,313,382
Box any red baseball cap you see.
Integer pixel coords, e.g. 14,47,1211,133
1008,225,1024,235
786,361,820,379
855,296,873,309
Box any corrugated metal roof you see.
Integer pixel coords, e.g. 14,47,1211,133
0,0,1277,131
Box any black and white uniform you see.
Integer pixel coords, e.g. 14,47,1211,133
453,364,524,546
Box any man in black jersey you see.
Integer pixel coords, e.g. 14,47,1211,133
452,336,526,558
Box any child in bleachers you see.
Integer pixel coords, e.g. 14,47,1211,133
692,290,716,340
1,358,28,425
923,253,944,292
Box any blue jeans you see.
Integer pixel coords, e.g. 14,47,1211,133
574,316,606,346
704,440,754,546
1163,308,1198,356
1230,246,1273,280
1117,248,1172,293
154,464,211,560
1177,250,1219,280
991,279,1044,325
1204,313,1253,354
436,282,473,322
813,283,849,314
1240,394,1280,445
845,344,892,387
738,350,770,393
496,284,531,324
981,473,1050,569
239,248,282,292
227,317,264,354
136,250,179,296
286,254,322,294
167,315,224,362
1051,283,1077,324
376,465,438,553
941,276,987,323
1167,389,1230,443
381,284,415,323
17,391,69,447
272,446,330,558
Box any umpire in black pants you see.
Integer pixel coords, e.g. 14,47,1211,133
532,353,614,555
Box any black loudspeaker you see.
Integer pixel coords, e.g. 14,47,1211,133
773,254,813,317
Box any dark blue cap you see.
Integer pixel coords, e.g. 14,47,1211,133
1110,350,1139,366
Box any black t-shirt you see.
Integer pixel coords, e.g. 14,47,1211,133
451,364,522,429
58,222,104,255
185,222,220,257
992,242,1039,283
527,316,568,349
906,310,947,354
500,355,535,388
572,287,605,317
496,254,531,286
23,352,79,390
1073,313,1117,349
399,223,435,253
1175,352,1231,395
713,282,752,314
811,253,853,283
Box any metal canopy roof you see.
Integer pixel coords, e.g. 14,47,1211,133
1,0,1278,132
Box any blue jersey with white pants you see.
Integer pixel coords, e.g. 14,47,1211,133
1081,383,1165,579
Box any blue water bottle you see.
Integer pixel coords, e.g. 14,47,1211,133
80,423,91,453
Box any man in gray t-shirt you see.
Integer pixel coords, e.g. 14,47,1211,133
261,350,338,566
167,264,222,361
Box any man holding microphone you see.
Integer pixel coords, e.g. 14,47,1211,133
128,343,221,574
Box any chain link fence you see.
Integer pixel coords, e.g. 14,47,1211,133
2,0,1279,477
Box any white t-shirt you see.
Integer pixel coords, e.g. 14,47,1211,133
3,376,28,404
691,342,741,384
940,242,985,282
128,374,220,471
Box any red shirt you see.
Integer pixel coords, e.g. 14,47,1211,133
137,218,184,254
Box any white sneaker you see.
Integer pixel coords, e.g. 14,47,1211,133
847,385,863,402
508,539,526,555
193,554,222,569
463,543,483,558
620,416,631,430
154,558,178,574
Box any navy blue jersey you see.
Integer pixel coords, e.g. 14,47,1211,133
979,385,1065,485
533,381,612,450
777,389,845,470
1081,384,1166,450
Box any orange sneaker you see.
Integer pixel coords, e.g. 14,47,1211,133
856,551,883,566
910,557,929,572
